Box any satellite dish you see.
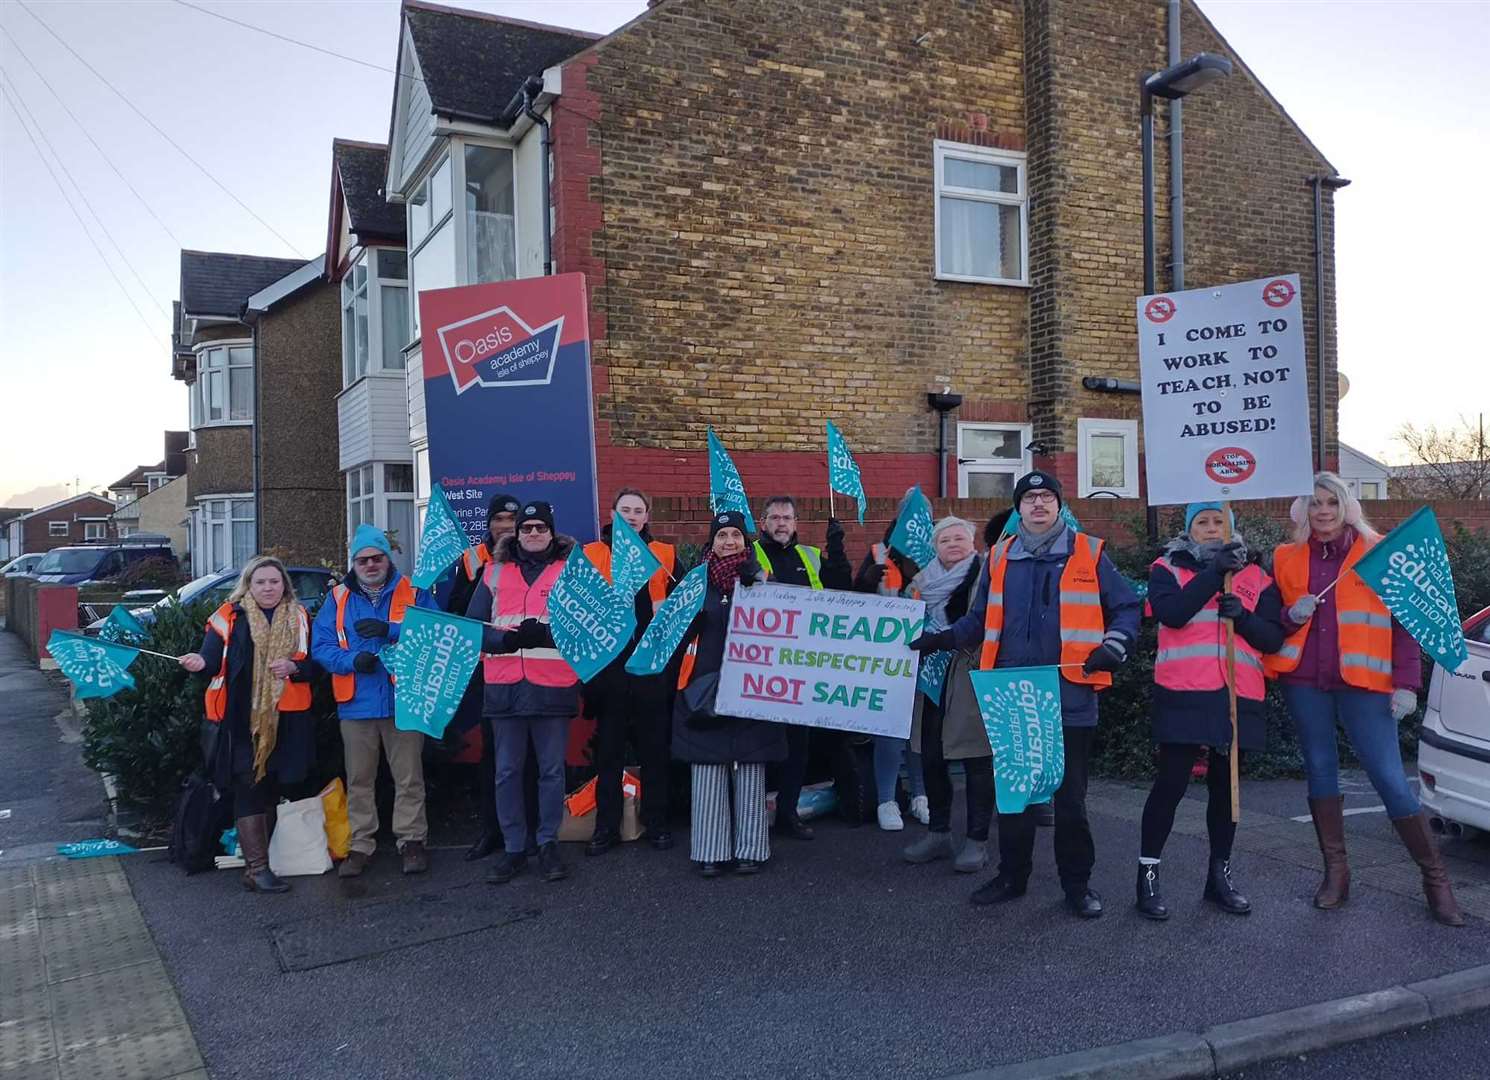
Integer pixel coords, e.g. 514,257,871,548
1338,372,1351,399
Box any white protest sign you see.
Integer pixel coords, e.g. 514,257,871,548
1137,274,1314,505
715,583,925,739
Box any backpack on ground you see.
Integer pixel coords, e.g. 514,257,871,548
169,773,231,874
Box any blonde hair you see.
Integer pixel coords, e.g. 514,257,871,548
227,556,298,607
1289,471,1382,546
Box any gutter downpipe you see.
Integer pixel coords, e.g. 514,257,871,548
1309,173,1350,471
504,76,553,277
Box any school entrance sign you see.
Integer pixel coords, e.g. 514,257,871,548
1136,274,1314,506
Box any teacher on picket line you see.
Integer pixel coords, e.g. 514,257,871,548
911,471,1141,919
752,495,853,841
179,556,319,895
581,488,679,854
465,501,580,887
671,511,786,876
1136,503,1285,921
1268,472,1463,926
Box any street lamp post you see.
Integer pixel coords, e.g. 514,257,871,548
1140,51,1232,540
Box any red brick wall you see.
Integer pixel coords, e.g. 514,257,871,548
19,497,118,553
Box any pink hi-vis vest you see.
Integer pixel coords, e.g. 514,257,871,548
481,559,577,688
1151,557,1270,702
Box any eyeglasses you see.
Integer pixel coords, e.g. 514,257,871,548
1020,492,1058,506
518,523,551,535
353,554,387,566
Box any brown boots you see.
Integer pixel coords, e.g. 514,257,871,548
237,814,289,894
1392,812,1465,927
1306,796,1350,909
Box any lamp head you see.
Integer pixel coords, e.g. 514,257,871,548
1145,52,1233,100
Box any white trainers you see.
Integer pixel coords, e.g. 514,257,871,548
908,796,930,826
877,801,904,831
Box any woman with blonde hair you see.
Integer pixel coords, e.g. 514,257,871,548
179,556,321,893
1268,472,1462,926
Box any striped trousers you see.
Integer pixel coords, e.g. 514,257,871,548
690,763,770,863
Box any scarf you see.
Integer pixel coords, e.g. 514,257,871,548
1164,530,1249,570
360,579,386,608
1015,521,1067,559
706,550,747,593
243,601,303,782
911,553,978,632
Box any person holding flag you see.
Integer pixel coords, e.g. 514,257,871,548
910,471,1140,918
1268,472,1463,926
465,501,581,886
178,557,320,895
581,488,680,854
312,525,438,878
1135,504,1285,921
753,494,853,840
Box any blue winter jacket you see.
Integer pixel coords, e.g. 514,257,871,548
947,527,1142,727
311,567,437,720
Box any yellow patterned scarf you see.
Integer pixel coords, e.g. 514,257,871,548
243,601,302,782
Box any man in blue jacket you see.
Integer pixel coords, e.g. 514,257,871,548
313,524,437,877
912,471,1141,918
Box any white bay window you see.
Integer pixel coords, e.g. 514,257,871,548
189,342,253,428
347,463,417,573
341,249,410,385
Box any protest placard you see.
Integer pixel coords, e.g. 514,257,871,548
1136,274,1314,506
715,583,925,738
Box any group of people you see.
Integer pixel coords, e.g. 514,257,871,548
178,468,1463,928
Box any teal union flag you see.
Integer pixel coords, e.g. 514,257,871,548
99,605,146,644
608,511,663,600
47,630,139,699
888,486,935,570
707,427,757,533
1353,506,1469,673
970,665,1066,815
413,484,470,589
627,564,708,677
549,547,635,683
380,607,485,737
826,420,867,524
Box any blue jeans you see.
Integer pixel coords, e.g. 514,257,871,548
1281,684,1419,818
493,714,570,851
872,736,926,805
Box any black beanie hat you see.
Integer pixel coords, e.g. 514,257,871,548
487,492,521,524
1012,470,1063,509
517,500,556,532
707,510,748,546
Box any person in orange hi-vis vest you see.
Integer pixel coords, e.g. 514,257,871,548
311,524,437,879
909,470,1141,919
1270,472,1462,926
580,488,680,855
1135,503,1285,923
179,556,320,894
464,501,581,887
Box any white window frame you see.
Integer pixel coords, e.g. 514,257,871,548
194,495,255,575
933,140,1029,287
1077,418,1140,498
342,249,409,388
956,422,1032,499
48,521,68,537
189,340,253,429
83,522,106,540
347,463,417,573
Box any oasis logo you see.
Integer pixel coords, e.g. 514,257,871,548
434,305,564,394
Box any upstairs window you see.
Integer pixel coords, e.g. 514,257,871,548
934,141,1028,286
190,342,253,427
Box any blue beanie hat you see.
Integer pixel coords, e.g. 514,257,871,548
349,522,393,561
1184,502,1234,533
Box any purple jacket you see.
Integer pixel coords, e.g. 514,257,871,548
1279,529,1420,692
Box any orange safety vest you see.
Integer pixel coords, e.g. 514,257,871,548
204,601,311,721
481,559,577,688
1151,557,1269,702
872,543,906,597
461,543,493,581
330,578,416,702
582,539,676,613
1265,536,1394,692
979,532,1112,688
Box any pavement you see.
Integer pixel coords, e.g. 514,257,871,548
4,617,1490,1079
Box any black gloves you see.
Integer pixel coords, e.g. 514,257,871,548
1213,542,1247,575
825,517,846,551
352,651,380,674
481,626,506,654
506,618,550,652
354,618,390,640
1082,639,1128,675
858,561,887,590
738,558,764,587
908,628,956,654
1217,593,1245,621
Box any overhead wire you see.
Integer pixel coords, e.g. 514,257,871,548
169,0,416,81
12,0,305,257
0,20,182,247
0,83,166,346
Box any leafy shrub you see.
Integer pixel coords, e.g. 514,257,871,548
1445,522,1490,618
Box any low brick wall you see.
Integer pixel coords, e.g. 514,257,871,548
4,577,79,663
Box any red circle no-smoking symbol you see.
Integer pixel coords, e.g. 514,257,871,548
1205,447,1257,485
1262,279,1295,308
1145,296,1177,323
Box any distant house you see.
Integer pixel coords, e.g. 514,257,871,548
1390,460,1489,501
1338,443,1390,500
4,494,118,555
0,508,33,561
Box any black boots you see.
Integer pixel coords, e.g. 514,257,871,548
236,815,288,894
464,831,502,861
1136,863,1169,921
1203,857,1251,915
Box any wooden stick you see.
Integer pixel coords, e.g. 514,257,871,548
1314,574,1343,601
829,485,836,520
1221,501,1241,824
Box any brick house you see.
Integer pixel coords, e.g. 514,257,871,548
4,494,118,555
381,0,1341,537
108,431,191,555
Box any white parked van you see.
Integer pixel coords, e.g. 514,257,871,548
1418,606,1490,838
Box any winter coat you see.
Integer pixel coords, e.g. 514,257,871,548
582,525,678,717
197,603,322,788
755,531,853,591
1146,546,1285,751
310,567,436,720
464,533,581,721
670,581,789,766
909,556,990,759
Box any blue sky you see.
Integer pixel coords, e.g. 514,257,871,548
1,0,1485,505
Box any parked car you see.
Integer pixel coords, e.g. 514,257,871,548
34,535,178,586
84,565,339,634
1418,605,1490,839
0,552,46,577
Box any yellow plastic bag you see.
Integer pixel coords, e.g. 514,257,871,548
319,778,350,861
